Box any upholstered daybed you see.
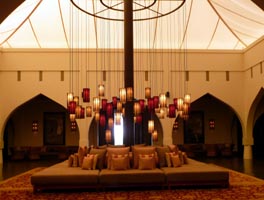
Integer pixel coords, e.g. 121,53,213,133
31,145,229,192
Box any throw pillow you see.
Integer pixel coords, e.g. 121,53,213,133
111,154,129,170
156,146,170,167
68,154,74,167
106,147,130,169
73,153,79,167
182,152,189,164
138,154,155,170
133,146,156,169
82,155,94,170
89,148,107,169
165,152,176,167
171,155,182,167
168,144,179,154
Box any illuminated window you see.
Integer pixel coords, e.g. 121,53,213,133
114,114,123,145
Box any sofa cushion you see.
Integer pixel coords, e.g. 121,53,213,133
89,148,107,170
111,154,129,170
165,152,176,167
138,154,155,170
133,146,156,169
68,154,74,167
106,147,130,169
168,144,179,154
82,156,94,170
156,146,170,167
171,155,181,168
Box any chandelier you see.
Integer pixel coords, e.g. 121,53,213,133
67,0,190,145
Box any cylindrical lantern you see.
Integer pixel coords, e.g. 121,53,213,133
82,88,90,102
145,87,151,99
119,88,126,104
184,94,191,104
173,98,178,108
95,112,100,122
126,87,133,101
117,101,122,112
73,96,79,106
183,102,189,114
159,93,167,108
98,84,105,97
106,103,113,117
93,97,100,112
67,92,74,106
122,107,125,117
101,99,107,111
75,105,82,118
100,114,106,127
153,96,159,108
108,118,114,129
168,104,176,118
136,115,142,124
152,130,158,141
105,129,112,143
139,99,145,113
160,108,165,119
70,114,76,122
177,98,184,111
68,101,76,114
112,96,117,108
134,101,141,116
80,106,85,118
147,98,154,113
86,106,92,117
148,120,154,133
115,113,121,125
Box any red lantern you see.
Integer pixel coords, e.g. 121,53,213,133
136,115,142,124
80,107,85,118
153,96,159,108
112,96,117,108
102,99,107,111
106,103,113,117
173,98,178,108
148,98,154,113
68,101,76,114
82,88,90,102
168,104,176,118
100,114,106,127
139,99,145,113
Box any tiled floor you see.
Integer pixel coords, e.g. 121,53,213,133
1,156,264,181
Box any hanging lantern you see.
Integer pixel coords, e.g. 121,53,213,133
183,102,189,114
139,99,145,113
122,107,125,116
67,92,74,106
148,120,154,133
112,96,117,108
100,114,106,127
177,98,184,111
153,96,159,108
86,106,92,117
134,101,141,116
95,112,100,122
106,103,113,117
73,96,79,106
160,108,165,119
152,130,158,141
173,98,178,108
80,106,85,119
184,94,191,104
82,88,90,102
126,87,133,101
134,116,137,123
115,113,121,125
93,97,100,112
147,98,154,113
119,88,126,104
117,101,122,112
102,99,107,111
70,114,76,122
108,118,114,129
105,129,112,143
68,101,76,114
71,121,77,132
168,104,176,118
32,121,38,134
136,115,142,124
75,105,82,119
98,84,105,97
145,87,151,99
159,93,167,108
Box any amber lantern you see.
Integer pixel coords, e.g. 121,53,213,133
115,113,121,125
82,88,90,102
98,84,105,97
145,87,151,99
184,94,191,104
160,108,165,119
67,92,74,106
75,105,82,119
73,96,79,106
108,118,114,129
70,114,76,122
148,120,154,133
105,129,112,143
159,93,167,108
134,101,141,116
117,101,122,112
93,97,100,112
126,87,133,101
119,88,126,104
86,106,92,117
177,98,184,111
152,130,158,141
95,112,100,122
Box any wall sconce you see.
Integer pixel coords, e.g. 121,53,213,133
173,120,179,130
209,119,215,129
71,121,77,132
32,121,38,134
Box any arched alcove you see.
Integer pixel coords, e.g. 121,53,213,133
3,94,79,161
172,93,242,156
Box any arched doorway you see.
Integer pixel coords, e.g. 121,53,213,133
253,114,264,158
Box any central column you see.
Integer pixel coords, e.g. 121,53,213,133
123,0,134,146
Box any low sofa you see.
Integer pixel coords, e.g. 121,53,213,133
31,145,229,192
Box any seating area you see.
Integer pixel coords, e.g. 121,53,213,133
31,145,229,192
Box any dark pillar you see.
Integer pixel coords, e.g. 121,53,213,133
123,0,134,146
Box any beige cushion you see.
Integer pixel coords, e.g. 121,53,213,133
111,154,129,170
133,146,156,169
73,153,79,167
165,152,176,167
168,144,179,154
89,148,107,169
68,154,74,167
78,146,88,167
138,154,155,170
106,147,130,169
171,155,182,167
156,146,170,167
82,156,94,170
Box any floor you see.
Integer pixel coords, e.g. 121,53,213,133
1,156,264,181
